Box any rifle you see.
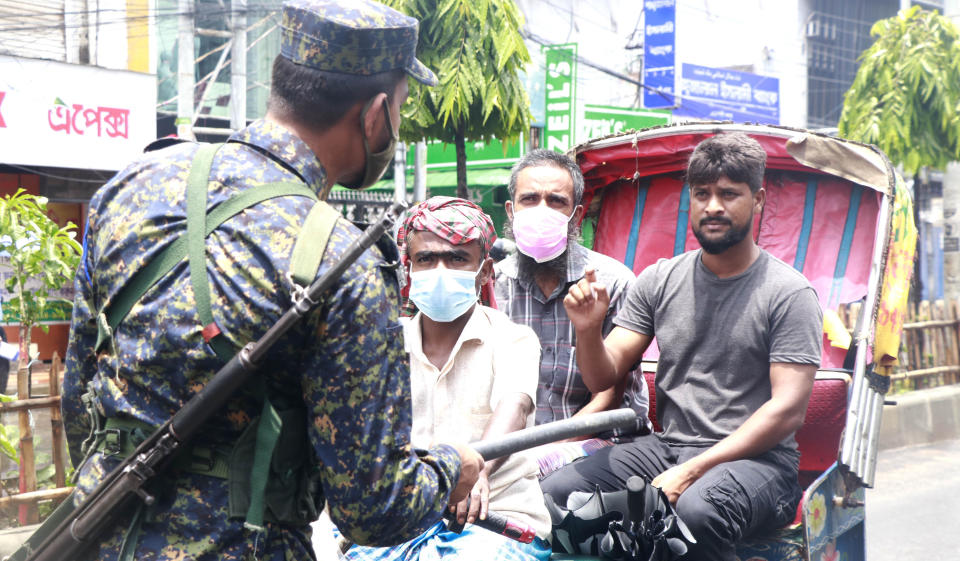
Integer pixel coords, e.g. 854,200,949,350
10,202,407,561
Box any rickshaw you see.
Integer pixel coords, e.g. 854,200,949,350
548,122,916,561
11,122,913,561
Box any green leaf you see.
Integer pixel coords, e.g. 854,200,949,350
0,189,80,328
389,0,532,199
839,8,960,173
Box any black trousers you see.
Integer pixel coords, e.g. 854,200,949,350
539,435,801,561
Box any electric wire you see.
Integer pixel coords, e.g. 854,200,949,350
1,164,114,184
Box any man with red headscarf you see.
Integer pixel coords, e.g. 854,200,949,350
343,196,552,560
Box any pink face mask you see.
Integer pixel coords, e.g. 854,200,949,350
511,205,573,263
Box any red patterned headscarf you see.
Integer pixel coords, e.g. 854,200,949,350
396,196,498,316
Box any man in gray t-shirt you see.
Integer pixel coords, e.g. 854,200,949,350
540,133,823,561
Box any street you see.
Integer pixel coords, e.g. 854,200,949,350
866,439,960,561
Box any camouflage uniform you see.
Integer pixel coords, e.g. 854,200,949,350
62,1,455,559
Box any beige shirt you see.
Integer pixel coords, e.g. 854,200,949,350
403,305,552,539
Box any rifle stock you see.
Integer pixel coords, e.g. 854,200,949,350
11,202,406,561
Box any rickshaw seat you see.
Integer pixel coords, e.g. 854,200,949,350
641,368,849,505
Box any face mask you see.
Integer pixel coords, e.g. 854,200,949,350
408,265,481,323
511,205,573,263
340,97,398,189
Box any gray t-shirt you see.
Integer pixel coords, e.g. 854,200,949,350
614,249,822,455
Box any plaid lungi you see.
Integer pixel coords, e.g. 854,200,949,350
339,521,551,561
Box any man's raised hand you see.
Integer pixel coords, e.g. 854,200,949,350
563,267,609,334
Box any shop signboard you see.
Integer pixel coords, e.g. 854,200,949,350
543,43,577,153
409,136,526,171
675,63,780,124
642,0,676,109
0,55,156,171
578,104,670,142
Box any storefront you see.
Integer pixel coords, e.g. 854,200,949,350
0,55,156,359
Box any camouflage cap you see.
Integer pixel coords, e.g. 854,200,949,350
280,0,437,86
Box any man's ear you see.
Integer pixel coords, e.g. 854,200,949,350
572,204,584,224
363,92,389,139
504,200,514,221
754,187,766,214
478,257,494,288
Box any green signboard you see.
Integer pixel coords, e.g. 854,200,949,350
543,43,577,152
578,104,671,142
406,136,525,171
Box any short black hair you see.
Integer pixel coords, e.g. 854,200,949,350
267,55,405,131
507,149,585,205
686,132,767,193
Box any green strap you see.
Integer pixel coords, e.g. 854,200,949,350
187,143,230,360
245,395,282,531
96,144,318,353
118,501,148,561
240,202,337,531
290,202,341,286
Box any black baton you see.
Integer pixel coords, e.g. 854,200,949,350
444,408,640,543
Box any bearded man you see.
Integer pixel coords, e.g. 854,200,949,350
494,149,650,478
541,133,823,561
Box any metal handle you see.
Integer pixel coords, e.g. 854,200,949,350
471,408,638,460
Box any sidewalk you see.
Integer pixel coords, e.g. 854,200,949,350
878,384,960,450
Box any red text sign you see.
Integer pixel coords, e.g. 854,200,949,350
47,101,129,138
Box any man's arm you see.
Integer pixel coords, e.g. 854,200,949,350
572,266,643,421
453,392,534,524
63,228,100,468
651,362,816,504
571,373,631,418
564,268,651,392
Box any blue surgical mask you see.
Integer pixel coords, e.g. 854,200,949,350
408,266,481,323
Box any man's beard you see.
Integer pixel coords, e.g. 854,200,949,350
503,217,580,282
693,215,753,254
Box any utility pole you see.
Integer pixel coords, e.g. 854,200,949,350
176,0,196,140
230,0,247,132
943,0,960,300
414,141,427,202
393,142,407,202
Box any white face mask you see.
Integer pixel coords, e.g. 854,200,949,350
407,265,481,322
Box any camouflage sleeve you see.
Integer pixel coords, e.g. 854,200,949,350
63,228,100,468
303,255,461,547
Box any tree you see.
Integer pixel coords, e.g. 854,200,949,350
385,0,532,199
0,189,82,375
838,7,960,300
0,189,81,523
838,7,960,175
